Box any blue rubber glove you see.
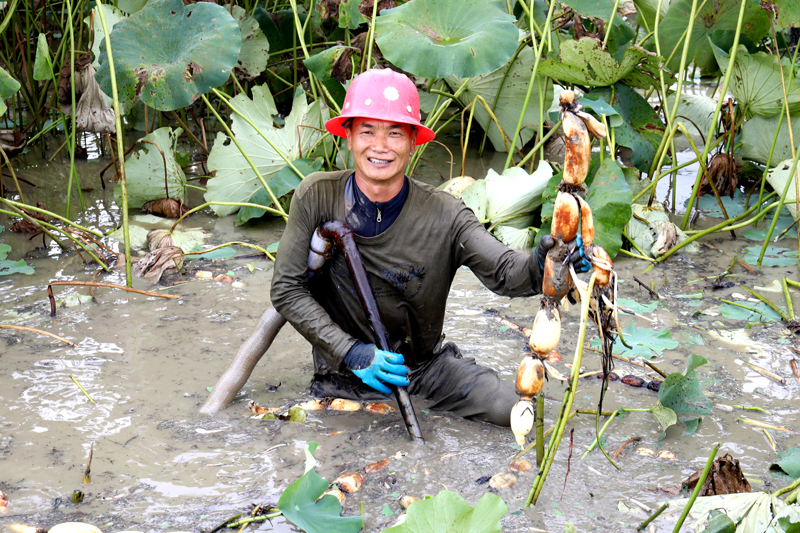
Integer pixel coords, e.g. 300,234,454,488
567,235,592,272
345,342,409,395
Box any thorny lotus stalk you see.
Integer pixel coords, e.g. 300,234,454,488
512,90,625,469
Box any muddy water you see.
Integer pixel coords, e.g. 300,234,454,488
1,136,799,533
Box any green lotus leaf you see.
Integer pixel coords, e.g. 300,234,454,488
117,0,149,13
537,38,665,90
0,67,21,117
96,0,241,112
743,244,798,267
740,115,800,166
304,46,357,82
648,402,678,433
632,0,667,36
85,6,126,69
0,258,35,276
224,5,270,78
205,86,328,216
277,442,363,533
583,83,666,172
445,46,553,152
591,321,678,359
114,127,187,209
771,448,800,478
33,34,53,82
383,490,507,533
771,0,800,29
656,0,769,74
711,41,800,118
719,300,784,321
338,0,368,29
375,0,518,78
561,0,617,19
254,7,304,54
658,353,713,415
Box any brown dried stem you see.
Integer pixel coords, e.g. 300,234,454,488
48,281,181,316
0,324,77,346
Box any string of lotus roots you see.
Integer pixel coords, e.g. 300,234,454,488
511,90,622,447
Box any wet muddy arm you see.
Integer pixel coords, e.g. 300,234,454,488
452,205,542,297
270,192,356,370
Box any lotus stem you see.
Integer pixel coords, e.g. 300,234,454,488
602,0,622,49
517,120,561,169
64,0,85,218
48,281,181,317
0,325,77,346
673,442,721,533
621,230,650,258
0,145,25,204
70,374,95,403
581,409,619,460
769,19,800,267
503,0,556,170
1,198,103,237
535,393,544,466
775,476,800,498
364,0,379,70
95,0,131,286
755,106,785,223
617,248,655,262
0,206,67,249
783,277,795,320
525,272,598,507
676,123,735,235
739,283,789,321
169,201,284,232
637,503,668,531
679,0,749,230
184,241,275,261
478,40,528,156
226,513,282,528
756,139,800,265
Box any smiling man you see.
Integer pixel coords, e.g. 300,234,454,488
270,69,585,426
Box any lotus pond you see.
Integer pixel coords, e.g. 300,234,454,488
3,0,800,530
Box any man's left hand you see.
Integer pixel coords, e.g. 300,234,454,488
566,235,591,272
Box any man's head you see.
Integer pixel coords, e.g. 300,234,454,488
325,69,435,193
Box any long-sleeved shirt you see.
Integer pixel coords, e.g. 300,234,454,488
270,170,542,375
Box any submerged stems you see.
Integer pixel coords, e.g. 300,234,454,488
95,0,131,285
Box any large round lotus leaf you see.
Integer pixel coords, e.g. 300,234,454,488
375,0,518,79
96,0,241,112
656,0,769,74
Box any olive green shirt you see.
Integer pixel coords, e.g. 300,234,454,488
270,170,542,375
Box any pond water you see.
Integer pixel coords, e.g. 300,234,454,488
1,129,798,533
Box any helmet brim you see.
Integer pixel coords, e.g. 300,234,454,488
325,115,436,146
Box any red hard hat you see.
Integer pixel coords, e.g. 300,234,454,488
325,69,435,145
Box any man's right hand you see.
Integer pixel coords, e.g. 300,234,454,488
345,343,409,394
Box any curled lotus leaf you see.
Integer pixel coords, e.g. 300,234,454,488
225,4,270,78
96,0,241,111
537,37,666,90
0,67,21,117
375,0,518,78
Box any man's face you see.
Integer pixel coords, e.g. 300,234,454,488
346,117,417,188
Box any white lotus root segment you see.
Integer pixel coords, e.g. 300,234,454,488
511,399,535,447
384,86,399,101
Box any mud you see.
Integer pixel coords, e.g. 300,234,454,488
1,134,798,533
